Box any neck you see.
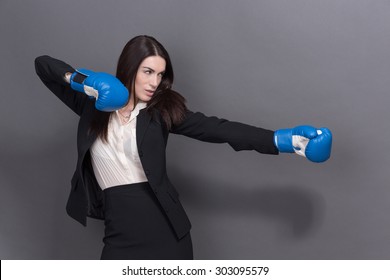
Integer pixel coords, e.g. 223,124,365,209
120,95,136,115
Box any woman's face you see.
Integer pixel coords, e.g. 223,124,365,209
134,55,166,102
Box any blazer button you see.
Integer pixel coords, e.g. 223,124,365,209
139,151,143,157
145,169,150,176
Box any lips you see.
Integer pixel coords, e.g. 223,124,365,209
145,89,154,97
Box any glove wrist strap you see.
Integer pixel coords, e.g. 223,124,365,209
274,129,294,153
70,71,88,93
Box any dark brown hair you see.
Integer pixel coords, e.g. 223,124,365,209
90,35,187,141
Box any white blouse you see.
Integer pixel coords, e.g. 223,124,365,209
90,102,148,190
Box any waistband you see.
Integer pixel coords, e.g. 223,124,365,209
103,182,150,195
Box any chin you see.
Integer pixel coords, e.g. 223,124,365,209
140,96,152,102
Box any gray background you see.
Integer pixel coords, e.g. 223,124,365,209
1,0,389,259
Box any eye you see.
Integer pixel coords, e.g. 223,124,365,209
158,72,165,77
144,70,152,74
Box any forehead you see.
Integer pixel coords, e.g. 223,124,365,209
140,56,166,71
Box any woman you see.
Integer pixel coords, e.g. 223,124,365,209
34,35,332,260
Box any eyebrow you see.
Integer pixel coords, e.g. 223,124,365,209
142,66,165,74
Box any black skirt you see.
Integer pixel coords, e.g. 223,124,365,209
101,182,193,260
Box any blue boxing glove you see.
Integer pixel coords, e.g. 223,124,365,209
69,68,129,112
274,125,333,163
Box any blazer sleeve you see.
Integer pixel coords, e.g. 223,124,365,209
170,110,279,155
34,55,88,116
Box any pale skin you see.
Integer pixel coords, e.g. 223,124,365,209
124,55,166,111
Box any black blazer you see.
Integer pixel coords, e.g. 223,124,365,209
34,55,279,239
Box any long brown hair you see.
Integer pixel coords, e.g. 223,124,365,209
90,35,187,141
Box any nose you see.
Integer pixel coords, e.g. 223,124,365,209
150,74,159,89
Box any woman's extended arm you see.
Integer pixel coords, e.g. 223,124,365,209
171,111,332,162
170,110,279,155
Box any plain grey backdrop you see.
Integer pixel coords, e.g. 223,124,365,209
1,0,389,259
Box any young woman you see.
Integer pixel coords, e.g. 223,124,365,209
35,35,332,260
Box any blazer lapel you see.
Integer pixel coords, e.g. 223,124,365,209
78,109,99,163
136,108,151,150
